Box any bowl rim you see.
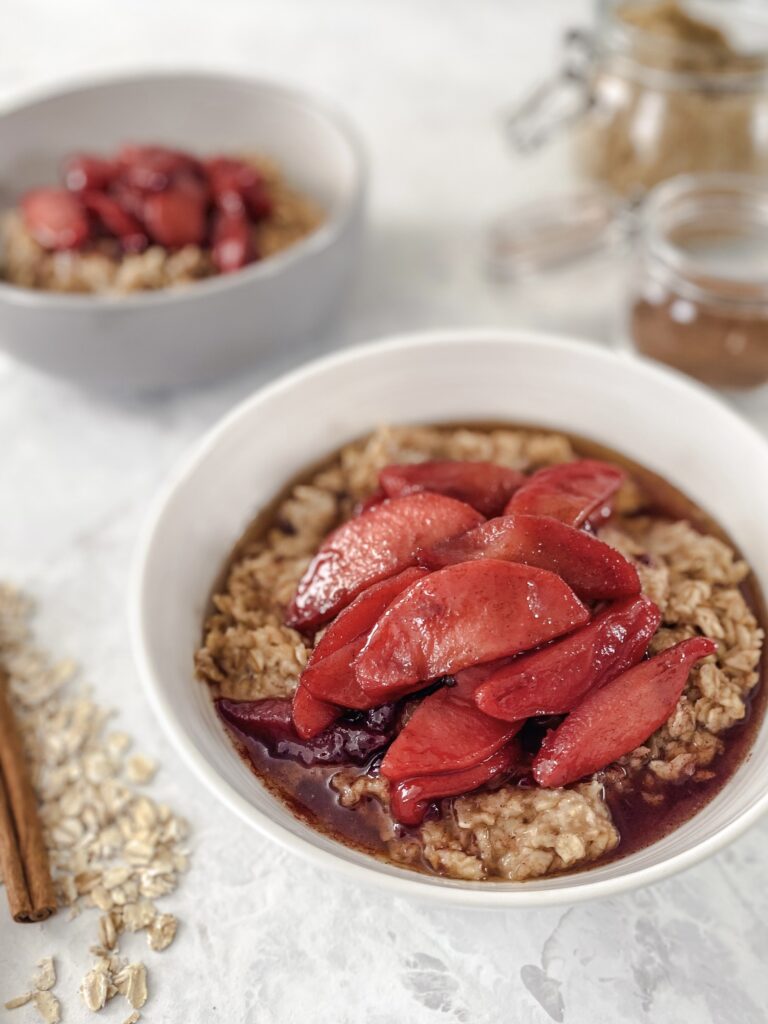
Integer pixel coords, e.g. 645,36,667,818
130,328,768,907
0,68,367,310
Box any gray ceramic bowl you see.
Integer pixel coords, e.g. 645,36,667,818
0,72,366,392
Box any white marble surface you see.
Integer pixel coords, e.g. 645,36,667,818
2,1,768,1021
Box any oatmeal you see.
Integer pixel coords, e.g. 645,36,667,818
195,425,765,882
1,145,323,295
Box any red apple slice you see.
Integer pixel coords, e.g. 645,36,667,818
82,191,148,252
142,188,206,247
381,671,521,781
291,683,340,740
211,209,255,273
389,743,519,826
422,513,640,601
63,154,118,192
505,459,624,527
21,188,90,250
310,568,428,660
301,568,428,709
285,493,483,632
475,595,661,722
355,559,589,701
379,461,524,517
533,636,717,787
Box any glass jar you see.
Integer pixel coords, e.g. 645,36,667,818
507,0,768,198
628,173,768,388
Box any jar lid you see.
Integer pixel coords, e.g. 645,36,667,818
488,186,634,279
488,173,768,301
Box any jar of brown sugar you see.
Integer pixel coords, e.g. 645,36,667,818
628,174,768,388
506,0,768,198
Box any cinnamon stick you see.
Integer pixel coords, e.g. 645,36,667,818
0,667,56,922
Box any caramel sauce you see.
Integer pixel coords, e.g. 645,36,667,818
205,424,767,879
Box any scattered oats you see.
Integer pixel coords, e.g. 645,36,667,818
4,993,33,1009
122,842,154,869
106,731,132,757
0,584,190,1020
90,885,114,911
114,963,148,1009
81,967,109,1012
98,913,120,950
102,866,133,890
139,871,177,899
5,957,60,1020
122,1012,140,1024
147,913,177,951
33,990,61,1024
121,900,156,932
125,755,158,785
75,870,101,894
33,958,56,992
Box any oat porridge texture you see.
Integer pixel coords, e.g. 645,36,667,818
1,156,323,295
196,426,764,882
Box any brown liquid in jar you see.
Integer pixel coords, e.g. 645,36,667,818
207,424,768,879
631,291,768,389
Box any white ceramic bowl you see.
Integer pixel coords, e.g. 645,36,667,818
0,72,365,392
131,329,768,907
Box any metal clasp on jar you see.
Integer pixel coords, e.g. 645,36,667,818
504,28,596,153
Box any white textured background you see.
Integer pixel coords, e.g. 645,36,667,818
1,1,767,1021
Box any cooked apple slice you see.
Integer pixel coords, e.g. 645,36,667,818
422,513,640,601
300,644,376,710
301,568,428,709
309,568,428,662
355,559,589,701
533,635,717,787
379,461,524,517
389,743,520,826
285,493,483,632
381,671,521,781
475,595,661,722
505,459,624,526
291,683,340,740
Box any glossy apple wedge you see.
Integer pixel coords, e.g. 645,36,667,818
389,743,520,827
475,595,661,722
309,568,428,661
379,461,524,517
505,459,625,527
422,513,640,601
381,671,521,780
301,568,428,709
285,493,483,632
533,635,718,787
355,559,589,701
22,188,90,250
291,683,340,740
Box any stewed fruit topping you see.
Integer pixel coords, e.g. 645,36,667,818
379,460,524,517
285,493,483,633
19,144,274,273
220,455,719,828
532,636,717,787
504,459,625,526
299,568,428,711
216,698,399,766
474,595,661,721
421,513,640,601
354,560,589,701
